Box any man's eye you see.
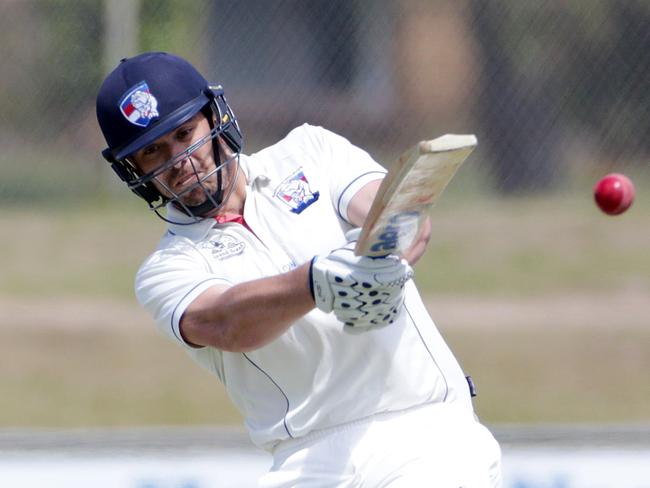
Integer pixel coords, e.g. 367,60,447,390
143,145,158,156
178,127,193,140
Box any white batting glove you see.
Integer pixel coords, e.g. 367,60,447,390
309,232,413,328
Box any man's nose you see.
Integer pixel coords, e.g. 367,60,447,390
170,145,192,169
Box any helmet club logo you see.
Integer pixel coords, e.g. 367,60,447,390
119,81,159,127
275,168,320,214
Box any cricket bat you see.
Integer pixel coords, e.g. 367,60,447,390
354,134,477,257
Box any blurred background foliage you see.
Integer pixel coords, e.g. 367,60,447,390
0,0,648,427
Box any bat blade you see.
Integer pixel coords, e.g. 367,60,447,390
355,134,477,257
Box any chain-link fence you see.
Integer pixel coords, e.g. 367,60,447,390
0,0,648,203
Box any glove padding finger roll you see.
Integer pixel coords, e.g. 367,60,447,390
309,246,413,326
333,295,405,328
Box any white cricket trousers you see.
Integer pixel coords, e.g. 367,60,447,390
259,402,502,488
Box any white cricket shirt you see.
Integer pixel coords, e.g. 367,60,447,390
136,124,473,450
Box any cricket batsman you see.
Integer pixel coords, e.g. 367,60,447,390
96,52,501,487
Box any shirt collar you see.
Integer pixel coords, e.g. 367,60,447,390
164,205,215,241
239,152,269,184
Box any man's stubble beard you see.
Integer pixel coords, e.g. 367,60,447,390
178,172,219,207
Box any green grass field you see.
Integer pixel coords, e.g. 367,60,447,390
1,187,648,427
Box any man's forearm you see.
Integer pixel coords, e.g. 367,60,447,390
180,262,314,352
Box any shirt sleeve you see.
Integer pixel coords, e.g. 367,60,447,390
298,124,386,224
135,245,231,348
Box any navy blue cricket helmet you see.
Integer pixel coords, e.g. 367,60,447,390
96,51,242,220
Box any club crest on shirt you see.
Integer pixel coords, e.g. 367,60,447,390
201,235,245,260
275,168,320,214
119,81,159,127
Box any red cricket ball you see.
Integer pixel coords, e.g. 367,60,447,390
593,173,635,215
